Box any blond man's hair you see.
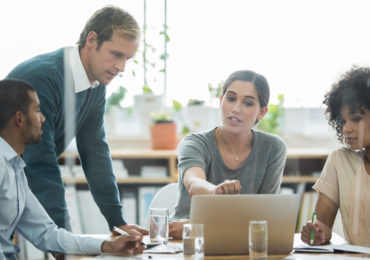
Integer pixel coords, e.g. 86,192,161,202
77,5,141,50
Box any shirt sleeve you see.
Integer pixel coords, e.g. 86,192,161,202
177,134,209,180
0,157,11,260
0,243,5,260
258,136,287,194
13,69,72,231
76,87,126,230
312,151,340,206
16,185,105,255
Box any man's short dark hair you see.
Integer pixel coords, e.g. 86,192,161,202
0,79,35,131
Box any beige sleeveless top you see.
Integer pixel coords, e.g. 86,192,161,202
312,147,370,246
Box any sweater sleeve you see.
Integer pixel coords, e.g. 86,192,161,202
258,136,287,194
177,134,209,179
12,68,73,231
76,87,126,231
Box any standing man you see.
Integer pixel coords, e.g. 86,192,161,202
6,5,148,235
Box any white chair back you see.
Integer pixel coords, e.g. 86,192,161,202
144,183,179,229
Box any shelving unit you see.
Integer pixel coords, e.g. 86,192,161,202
58,147,331,231
60,147,330,184
60,148,178,184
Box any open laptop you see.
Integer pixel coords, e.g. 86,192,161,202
189,194,299,255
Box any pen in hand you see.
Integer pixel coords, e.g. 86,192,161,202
113,226,146,246
310,211,317,245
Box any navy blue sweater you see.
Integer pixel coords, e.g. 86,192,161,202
7,48,126,231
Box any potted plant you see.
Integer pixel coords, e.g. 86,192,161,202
104,84,127,135
106,85,127,114
172,100,191,135
149,111,177,150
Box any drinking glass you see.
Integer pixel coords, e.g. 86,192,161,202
149,208,169,244
249,221,268,259
183,224,204,259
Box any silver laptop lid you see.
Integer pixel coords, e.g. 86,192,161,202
190,194,299,255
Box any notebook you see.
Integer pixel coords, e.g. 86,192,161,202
294,243,370,254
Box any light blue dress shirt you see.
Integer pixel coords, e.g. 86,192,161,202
0,137,105,260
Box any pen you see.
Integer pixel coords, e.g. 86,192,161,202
113,226,146,246
310,211,317,245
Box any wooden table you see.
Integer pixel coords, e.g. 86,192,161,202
66,233,370,259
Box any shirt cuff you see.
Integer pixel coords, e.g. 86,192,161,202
85,237,106,255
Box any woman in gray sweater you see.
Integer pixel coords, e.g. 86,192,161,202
169,70,287,238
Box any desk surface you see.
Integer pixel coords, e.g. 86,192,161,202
67,233,370,259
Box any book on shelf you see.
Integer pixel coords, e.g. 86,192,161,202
112,159,129,178
140,166,167,178
16,233,27,260
279,187,294,194
64,185,83,234
76,190,109,234
121,192,137,224
138,186,162,227
296,191,310,232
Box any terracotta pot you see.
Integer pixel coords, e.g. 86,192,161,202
150,122,177,150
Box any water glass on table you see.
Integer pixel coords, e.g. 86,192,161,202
249,220,268,259
149,208,169,244
183,224,204,259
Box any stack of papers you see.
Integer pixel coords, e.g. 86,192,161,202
140,166,167,178
143,244,182,254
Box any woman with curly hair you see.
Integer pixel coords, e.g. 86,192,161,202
301,66,370,247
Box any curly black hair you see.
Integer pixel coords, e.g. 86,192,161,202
323,66,370,144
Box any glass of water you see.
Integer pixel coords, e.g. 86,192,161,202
149,208,169,244
249,221,268,259
183,224,204,259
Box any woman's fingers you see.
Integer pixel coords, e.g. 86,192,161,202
220,180,241,194
222,182,230,194
215,180,241,195
300,221,326,246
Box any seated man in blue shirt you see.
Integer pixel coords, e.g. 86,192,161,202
0,79,145,260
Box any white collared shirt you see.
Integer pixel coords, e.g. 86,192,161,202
69,46,100,93
0,137,104,260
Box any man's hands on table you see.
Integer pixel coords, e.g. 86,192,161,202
112,224,149,235
102,229,145,254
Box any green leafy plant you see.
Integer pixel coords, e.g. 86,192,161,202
105,83,127,114
150,111,173,124
172,100,190,135
131,1,170,94
142,85,153,93
258,94,284,134
208,80,224,100
187,99,205,106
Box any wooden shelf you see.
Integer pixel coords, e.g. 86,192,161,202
60,149,179,182
63,176,176,184
61,148,330,159
62,175,318,184
60,148,327,184
60,149,178,159
286,148,330,159
281,176,319,183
